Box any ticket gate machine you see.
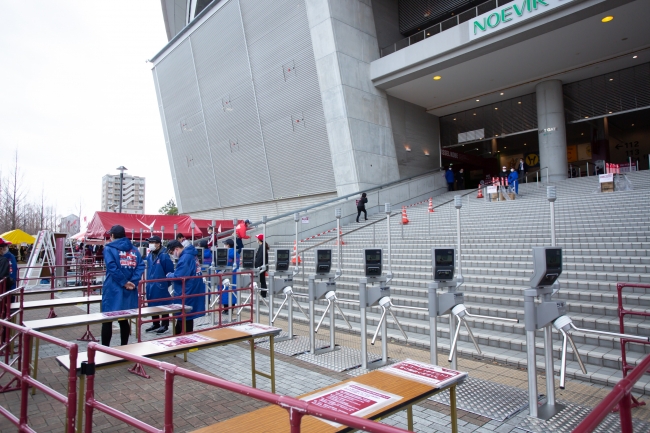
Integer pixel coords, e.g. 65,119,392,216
307,249,352,355
524,247,649,419
358,249,408,370
208,247,239,323
428,247,518,370
269,248,309,343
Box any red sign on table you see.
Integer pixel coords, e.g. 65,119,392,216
382,359,467,388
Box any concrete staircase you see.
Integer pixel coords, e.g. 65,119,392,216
262,171,650,394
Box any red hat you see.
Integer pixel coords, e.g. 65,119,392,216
256,234,264,241
0,238,12,247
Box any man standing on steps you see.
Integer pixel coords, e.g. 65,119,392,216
445,165,455,191
518,158,525,183
356,192,368,223
456,168,465,190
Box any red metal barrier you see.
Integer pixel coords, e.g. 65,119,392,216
135,270,254,340
84,342,411,433
617,282,650,409
573,351,650,433
0,317,78,433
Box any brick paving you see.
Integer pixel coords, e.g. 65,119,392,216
0,290,648,432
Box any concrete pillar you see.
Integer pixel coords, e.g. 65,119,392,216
536,80,567,181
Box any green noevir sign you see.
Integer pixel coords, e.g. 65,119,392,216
469,0,575,40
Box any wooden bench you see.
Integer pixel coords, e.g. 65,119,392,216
56,324,281,433
191,368,463,433
24,305,192,395
11,295,101,311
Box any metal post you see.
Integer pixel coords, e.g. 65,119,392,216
449,314,458,370
429,282,438,365
131,229,135,241
360,278,368,370
455,196,462,279
257,216,266,323
544,325,556,406
174,224,178,239
231,218,238,323
381,308,388,364
335,209,341,274
548,187,557,247
191,222,195,243
161,226,165,242
385,204,392,277
546,168,549,184
428,209,431,237
373,224,376,247
527,329,538,418
211,220,216,267
587,162,589,176
139,229,143,245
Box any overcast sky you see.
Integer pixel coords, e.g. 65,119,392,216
0,1,172,222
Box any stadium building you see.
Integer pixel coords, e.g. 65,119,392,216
151,0,650,218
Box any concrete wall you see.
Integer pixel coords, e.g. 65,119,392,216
387,95,441,178
305,0,401,196
371,0,403,51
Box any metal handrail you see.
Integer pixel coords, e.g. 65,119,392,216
572,351,650,433
379,0,505,58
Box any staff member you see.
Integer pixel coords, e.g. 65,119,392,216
254,234,270,298
145,236,174,334
0,238,17,294
165,240,206,334
221,239,239,307
101,225,145,346
235,220,250,253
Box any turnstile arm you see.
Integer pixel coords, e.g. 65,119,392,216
371,297,408,345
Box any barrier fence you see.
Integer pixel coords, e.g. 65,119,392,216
0,290,79,432
83,341,411,433
573,351,650,433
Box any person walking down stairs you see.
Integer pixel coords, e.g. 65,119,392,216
356,193,368,223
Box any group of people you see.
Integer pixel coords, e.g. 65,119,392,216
100,219,267,346
444,167,466,191
0,238,18,298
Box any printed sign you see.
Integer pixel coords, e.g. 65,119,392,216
301,216,309,224
599,173,614,183
149,334,213,348
160,304,185,311
470,0,576,40
381,359,467,388
302,382,402,427
486,186,497,194
229,323,281,336
101,309,137,318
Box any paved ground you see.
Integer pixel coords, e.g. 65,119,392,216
0,289,648,432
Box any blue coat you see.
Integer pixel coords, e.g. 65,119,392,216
445,169,455,183
145,248,174,307
508,171,519,185
169,245,205,319
222,249,239,306
102,237,145,312
3,252,17,292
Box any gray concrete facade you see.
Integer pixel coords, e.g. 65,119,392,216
305,0,401,196
536,80,568,182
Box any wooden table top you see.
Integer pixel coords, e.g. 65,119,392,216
23,305,190,331
55,327,279,371
20,284,102,295
11,295,102,310
191,370,456,433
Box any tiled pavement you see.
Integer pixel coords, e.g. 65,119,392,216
1,291,649,432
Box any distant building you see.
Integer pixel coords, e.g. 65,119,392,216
101,174,146,214
59,214,80,236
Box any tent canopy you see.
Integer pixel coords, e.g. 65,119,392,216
0,229,36,245
84,212,232,241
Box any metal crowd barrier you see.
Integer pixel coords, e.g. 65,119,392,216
0,298,79,432
82,341,411,433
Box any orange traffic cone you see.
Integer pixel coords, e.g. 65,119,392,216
401,206,409,225
477,184,484,199
291,240,302,264
335,229,345,246
428,198,434,213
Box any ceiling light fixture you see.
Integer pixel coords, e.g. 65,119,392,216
524,143,527,146
473,113,476,116
433,75,442,80
518,101,521,104
500,93,504,95
609,111,612,114
632,124,635,126
633,55,638,59
495,107,498,110
609,78,614,81
424,150,430,156
601,16,614,23
476,99,480,102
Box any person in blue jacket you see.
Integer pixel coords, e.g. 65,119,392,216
0,238,17,299
165,240,206,334
445,166,455,191
101,225,145,346
508,167,520,195
145,236,174,334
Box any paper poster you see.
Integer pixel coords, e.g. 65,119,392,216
381,359,467,388
149,334,213,348
599,173,614,183
101,309,137,318
160,304,184,311
302,382,402,427
229,323,281,336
